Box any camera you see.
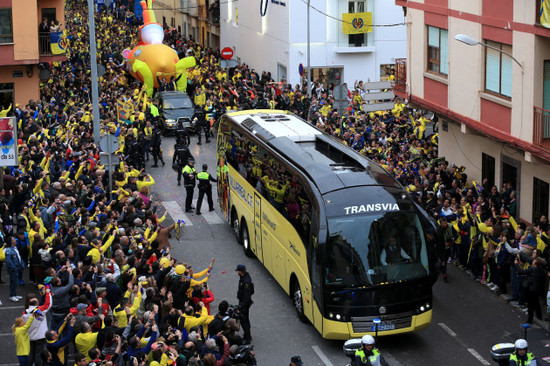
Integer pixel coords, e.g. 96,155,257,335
226,304,241,320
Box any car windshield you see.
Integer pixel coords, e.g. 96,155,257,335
325,212,429,287
163,96,192,109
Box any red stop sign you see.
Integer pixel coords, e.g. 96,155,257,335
221,47,233,60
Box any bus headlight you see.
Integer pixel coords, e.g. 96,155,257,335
420,306,425,312
336,314,342,320
329,312,334,319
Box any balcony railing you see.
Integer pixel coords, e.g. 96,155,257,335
394,58,407,93
39,33,52,55
534,106,550,149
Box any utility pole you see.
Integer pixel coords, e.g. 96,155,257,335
87,0,101,145
307,0,311,98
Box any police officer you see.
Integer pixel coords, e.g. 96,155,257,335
173,140,193,186
510,339,541,366
353,335,389,366
236,264,254,345
175,120,190,146
150,124,165,167
124,134,141,169
196,164,217,215
182,159,197,212
193,106,208,145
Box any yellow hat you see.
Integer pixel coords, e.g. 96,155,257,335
175,264,186,275
159,257,170,269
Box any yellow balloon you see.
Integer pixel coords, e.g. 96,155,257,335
128,44,179,88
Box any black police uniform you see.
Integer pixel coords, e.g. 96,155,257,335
150,126,165,167
196,167,217,214
237,270,254,343
173,142,193,186
193,107,208,145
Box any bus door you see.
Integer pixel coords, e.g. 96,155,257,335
253,192,264,262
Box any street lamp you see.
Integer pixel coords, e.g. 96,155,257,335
454,34,523,72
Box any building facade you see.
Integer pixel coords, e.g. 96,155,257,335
220,0,406,87
0,0,65,107
394,0,550,223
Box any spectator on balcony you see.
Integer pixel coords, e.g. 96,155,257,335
39,18,49,34
49,20,61,33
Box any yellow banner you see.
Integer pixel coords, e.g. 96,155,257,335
541,0,550,28
342,12,372,34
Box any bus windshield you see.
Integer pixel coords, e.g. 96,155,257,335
325,212,429,287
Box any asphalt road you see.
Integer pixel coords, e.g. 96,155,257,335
0,131,550,365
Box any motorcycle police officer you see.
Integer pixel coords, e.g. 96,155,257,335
175,119,190,146
236,264,254,345
150,123,165,167
196,164,217,215
510,339,541,366
182,159,197,212
173,140,193,186
353,335,389,366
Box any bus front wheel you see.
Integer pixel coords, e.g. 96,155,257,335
231,210,240,243
241,221,254,257
292,280,308,323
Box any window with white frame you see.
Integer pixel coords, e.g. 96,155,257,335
338,0,373,48
485,40,512,98
427,26,448,76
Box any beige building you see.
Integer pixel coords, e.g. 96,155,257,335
155,0,219,48
0,0,65,106
394,0,550,223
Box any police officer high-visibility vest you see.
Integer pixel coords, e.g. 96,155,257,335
150,104,159,117
197,171,213,190
355,349,382,366
182,165,197,187
509,352,537,366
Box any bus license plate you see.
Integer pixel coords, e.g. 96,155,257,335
372,323,395,331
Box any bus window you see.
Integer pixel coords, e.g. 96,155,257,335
325,212,429,288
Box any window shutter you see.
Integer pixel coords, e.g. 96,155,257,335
501,53,513,98
428,26,439,47
440,29,448,75
486,47,501,94
543,61,550,111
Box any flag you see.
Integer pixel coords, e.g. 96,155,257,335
116,100,133,124
541,0,550,28
50,32,66,55
342,12,372,34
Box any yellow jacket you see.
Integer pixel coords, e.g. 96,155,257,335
14,315,34,356
75,331,100,361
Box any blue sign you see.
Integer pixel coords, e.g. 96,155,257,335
298,63,304,77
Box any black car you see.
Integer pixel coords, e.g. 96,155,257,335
159,91,196,132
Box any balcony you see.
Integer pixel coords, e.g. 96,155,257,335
39,33,52,56
394,58,407,99
534,106,550,150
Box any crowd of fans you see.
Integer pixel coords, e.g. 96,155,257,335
1,0,549,364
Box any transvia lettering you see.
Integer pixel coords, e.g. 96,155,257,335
344,203,399,215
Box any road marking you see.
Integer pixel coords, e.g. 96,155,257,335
0,333,13,336
0,306,24,310
467,348,491,365
311,345,334,366
163,201,193,226
438,323,491,365
198,210,224,224
438,322,457,337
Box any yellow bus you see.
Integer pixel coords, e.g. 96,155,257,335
215,110,434,340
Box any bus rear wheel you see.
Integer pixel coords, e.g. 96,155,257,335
241,221,254,257
292,280,308,323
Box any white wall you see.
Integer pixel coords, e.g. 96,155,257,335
221,0,406,87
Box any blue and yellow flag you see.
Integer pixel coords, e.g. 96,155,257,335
50,32,66,55
342,12,373,34
541,0,550,28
